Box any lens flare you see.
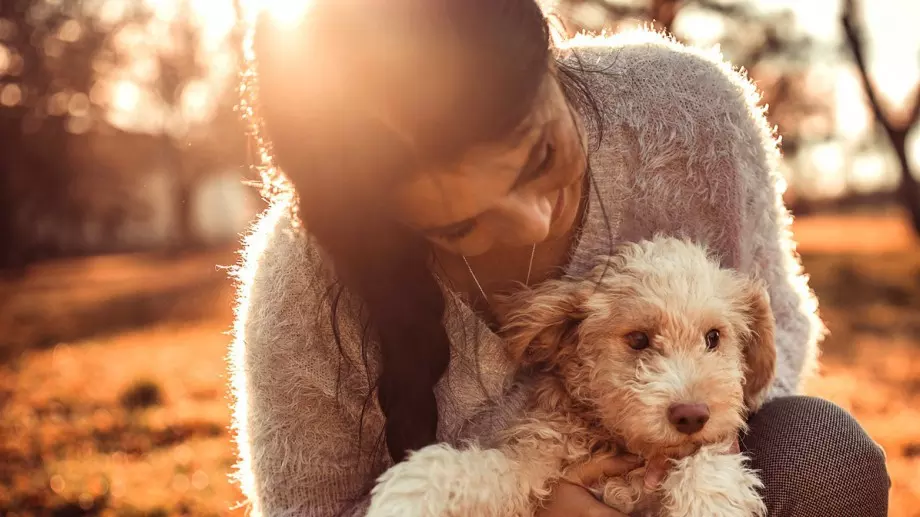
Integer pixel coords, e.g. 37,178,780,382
260,0,311,28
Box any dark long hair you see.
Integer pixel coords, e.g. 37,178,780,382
247,0,600,463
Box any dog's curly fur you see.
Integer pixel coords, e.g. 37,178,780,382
367,236,776,517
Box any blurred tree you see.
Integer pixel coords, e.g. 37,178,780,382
0,0,247,268
841,0,920,235
155,1,205,251
0,0,116,266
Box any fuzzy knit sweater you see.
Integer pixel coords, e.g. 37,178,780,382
228,30,823,517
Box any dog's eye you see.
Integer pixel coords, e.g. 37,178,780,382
625,331,650,350
705,329,721,350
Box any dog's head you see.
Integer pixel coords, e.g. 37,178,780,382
499,236,776,457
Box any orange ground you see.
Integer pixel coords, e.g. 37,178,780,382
1,212,918,516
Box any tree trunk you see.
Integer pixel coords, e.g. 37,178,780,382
162,135,197,253
842,0,920,236
890,132,920,234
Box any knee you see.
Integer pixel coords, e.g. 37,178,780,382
743,396,889,517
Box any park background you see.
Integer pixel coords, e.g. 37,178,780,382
1,0,919,515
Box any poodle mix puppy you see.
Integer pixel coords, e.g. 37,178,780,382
367,236,776,517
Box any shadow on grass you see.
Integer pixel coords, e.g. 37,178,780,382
0,274,226,365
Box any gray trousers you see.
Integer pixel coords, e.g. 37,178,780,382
742,396,890,517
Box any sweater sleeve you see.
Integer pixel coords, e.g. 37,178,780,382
229,203,387,517
733,98,826,398
567,31,823,396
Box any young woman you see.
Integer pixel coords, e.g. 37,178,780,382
229,1,889,516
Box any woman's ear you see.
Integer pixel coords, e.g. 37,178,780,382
497,279,588,368
738,279,777,411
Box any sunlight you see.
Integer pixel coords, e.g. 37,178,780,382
806,142,848,198
0,84,22,107
181,80,213,123
852,152,895,193
255,0,312,28
673,5,726,47
111,80,140,112
835,67,871,140
0,45,10,75
860,0,920,107
188,0,236,51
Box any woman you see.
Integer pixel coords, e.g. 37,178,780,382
229,1,889,516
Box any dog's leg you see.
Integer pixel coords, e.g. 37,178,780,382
659,443,766,517
366,443,537,517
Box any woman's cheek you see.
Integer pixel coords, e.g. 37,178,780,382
547,145,584,192
456,231,497,257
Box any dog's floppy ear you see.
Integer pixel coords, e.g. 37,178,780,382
496,279,588,368
738,279,777,411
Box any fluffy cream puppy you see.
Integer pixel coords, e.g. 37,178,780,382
368,236,776,517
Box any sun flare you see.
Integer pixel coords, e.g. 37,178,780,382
252,0,312,28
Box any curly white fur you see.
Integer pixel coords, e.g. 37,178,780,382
367,236,774,517
368,444,532,517
659,443,765,517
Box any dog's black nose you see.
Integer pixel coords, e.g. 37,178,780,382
668,403,710,434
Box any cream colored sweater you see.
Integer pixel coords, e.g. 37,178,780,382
229,31,822,517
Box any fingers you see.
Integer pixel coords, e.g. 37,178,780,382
584,502,630,517
565,454,644,485
536,481,631,517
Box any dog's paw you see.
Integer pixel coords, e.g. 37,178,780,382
599,469,646,515
660,443,766,517
367,443,528,517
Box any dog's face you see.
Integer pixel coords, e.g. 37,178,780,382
500,237,776,458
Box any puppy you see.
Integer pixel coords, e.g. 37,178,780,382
367,236,775,517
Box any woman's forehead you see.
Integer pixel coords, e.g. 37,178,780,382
391,75,566,229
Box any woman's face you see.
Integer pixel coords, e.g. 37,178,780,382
393,75,588,257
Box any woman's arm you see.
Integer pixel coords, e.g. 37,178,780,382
735,120,825,398
569,31,823,397
229,203,385,517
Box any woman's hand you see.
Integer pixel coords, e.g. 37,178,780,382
536,454,644,517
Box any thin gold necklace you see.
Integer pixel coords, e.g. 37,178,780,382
461,243,536,306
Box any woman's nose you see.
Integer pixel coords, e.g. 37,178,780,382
490,191,553,245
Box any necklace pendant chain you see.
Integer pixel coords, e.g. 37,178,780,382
462,243,537,305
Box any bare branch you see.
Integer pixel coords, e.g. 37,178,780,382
840,0,891,131
841,0,920,234
649,0,680,33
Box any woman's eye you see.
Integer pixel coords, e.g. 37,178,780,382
523,142,555,184
439,221,476,241
625,331,650,351
705,329,720,350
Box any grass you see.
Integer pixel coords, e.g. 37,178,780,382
0,212,918,516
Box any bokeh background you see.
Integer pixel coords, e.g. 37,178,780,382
1,0,919,515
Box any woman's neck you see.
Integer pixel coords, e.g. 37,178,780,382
433,184,588,326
